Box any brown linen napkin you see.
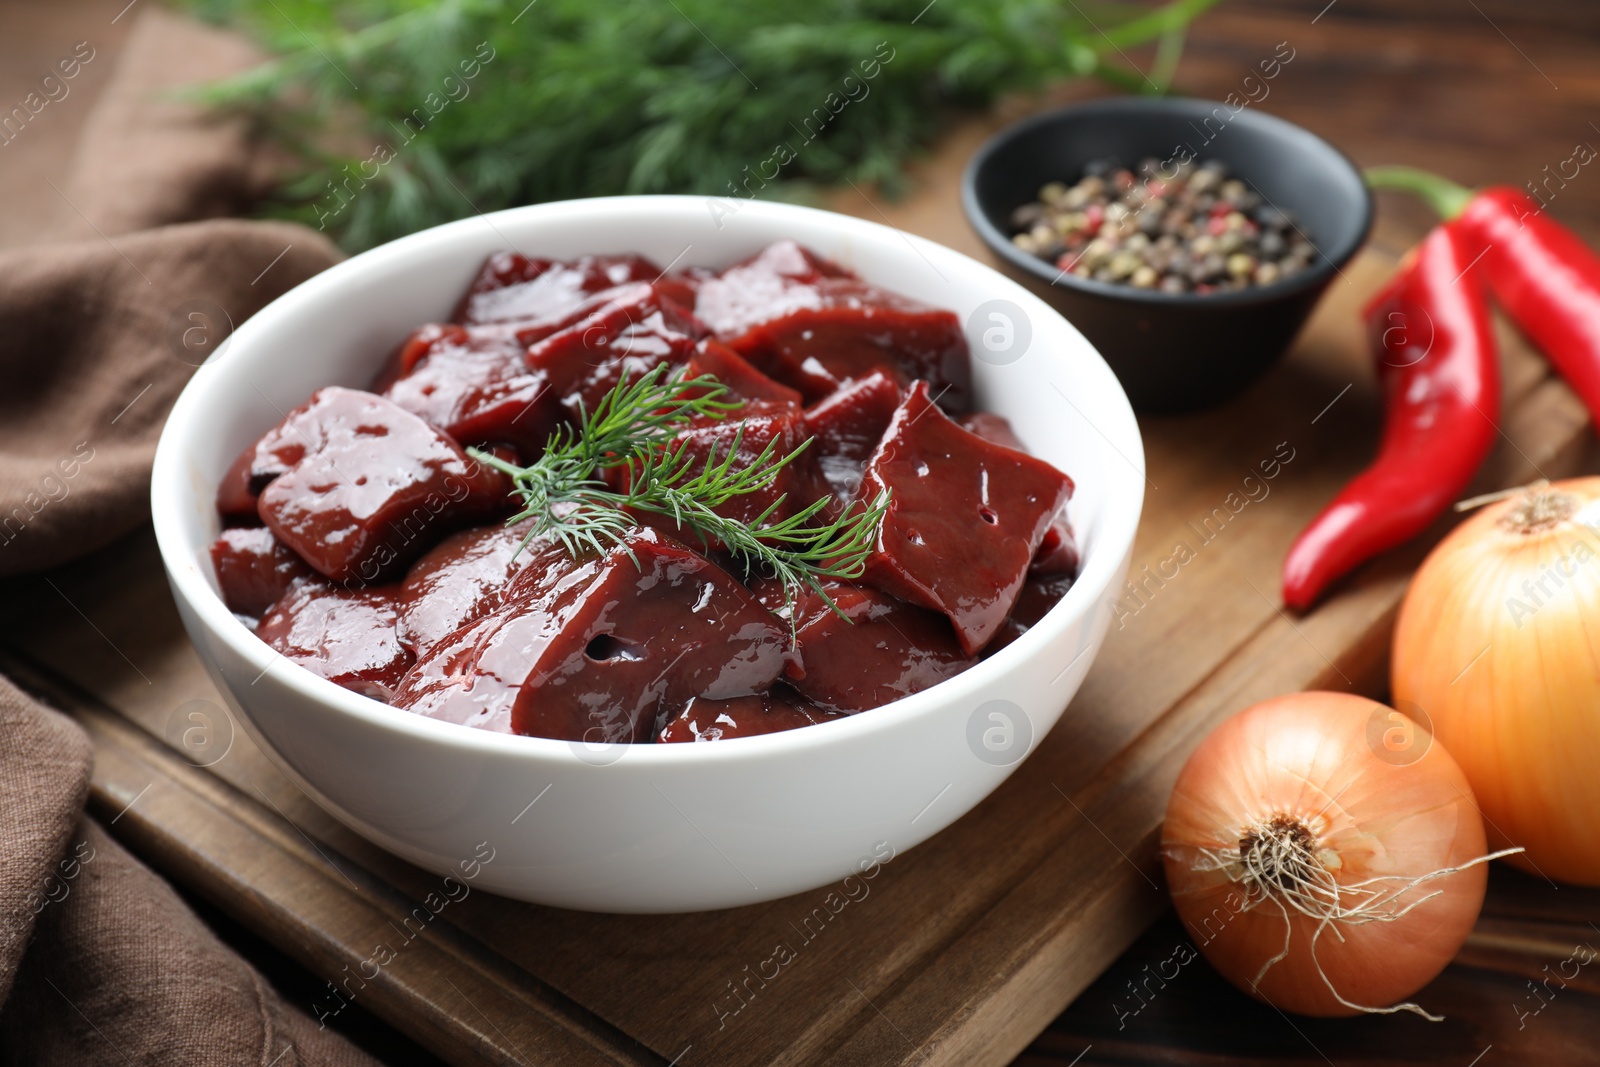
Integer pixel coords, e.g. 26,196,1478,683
0,219,337,575
0,9,379,1065
47,6,286,244
0,682,375,1067
1,3,331,577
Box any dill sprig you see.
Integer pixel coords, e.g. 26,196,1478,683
468,366,889,629
176,0,1225,250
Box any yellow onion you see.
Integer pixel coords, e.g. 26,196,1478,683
1162,691,1500,1018
1393,477,1600,886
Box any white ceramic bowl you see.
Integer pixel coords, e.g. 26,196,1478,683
151,196,1144,913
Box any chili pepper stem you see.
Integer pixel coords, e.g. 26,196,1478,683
1365,166,1475,221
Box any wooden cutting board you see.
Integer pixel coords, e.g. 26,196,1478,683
2,220,1593,1067
7,9,1600,1063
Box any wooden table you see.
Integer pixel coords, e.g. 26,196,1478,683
5,1,1600,1064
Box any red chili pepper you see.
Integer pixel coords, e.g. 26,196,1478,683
1368,166,1600,423
1281,221,1499,611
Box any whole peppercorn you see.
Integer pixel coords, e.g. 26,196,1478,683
1109,251,1142,279
1007,157,1312,295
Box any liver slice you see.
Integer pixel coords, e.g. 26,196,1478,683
658,687,836,743
210,527,314,619
396,521,567,659
982,572,1078,655
523,283,707,421
683,338,803,407
216,390,345,522
858,382,1074,655
758,579,973,714
256,581,414,701
254,388,513,585
453,252,665,327
393,528,788,740
803,371,903,498
695,240,972,410
959,411,1079,578
382,325,561,461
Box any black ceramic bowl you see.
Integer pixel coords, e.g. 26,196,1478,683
963,97,1372,413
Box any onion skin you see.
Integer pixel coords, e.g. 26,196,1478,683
1162,692,1489,1017
1393,476,1600,886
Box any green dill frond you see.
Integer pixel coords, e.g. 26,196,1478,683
177,0,1223,249
468,367,891,638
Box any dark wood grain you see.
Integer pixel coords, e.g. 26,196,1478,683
2,250,1590,1066
4,1,1600,1065
0,649,663,1067
1004,0,1600,1061
1016,879,1600,1067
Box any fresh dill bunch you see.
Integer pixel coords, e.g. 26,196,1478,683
469,365,890,627
177,0,1225,249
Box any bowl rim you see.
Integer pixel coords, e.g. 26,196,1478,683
151,194,1144,768
960,95,1374,308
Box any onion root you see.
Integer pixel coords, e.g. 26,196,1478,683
1193,812,1522,1020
